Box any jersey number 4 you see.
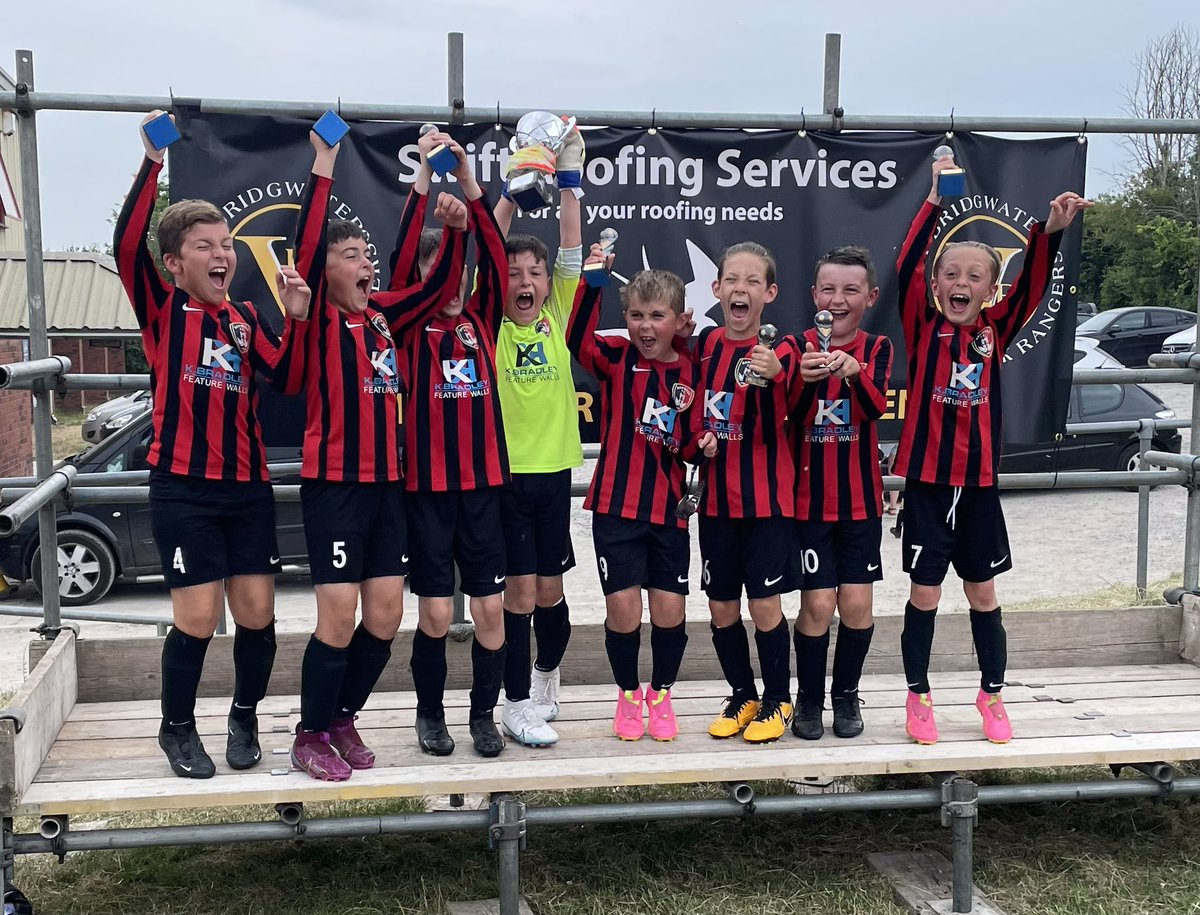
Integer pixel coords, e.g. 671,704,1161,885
173,547,186,574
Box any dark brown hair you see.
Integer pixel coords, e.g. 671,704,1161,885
813,245,877,290
157,199,226,256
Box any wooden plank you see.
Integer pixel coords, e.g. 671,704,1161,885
0,631,76,812
866,850,1006,915
29,606,1186,703
17,728,1200,816
446,899,534,915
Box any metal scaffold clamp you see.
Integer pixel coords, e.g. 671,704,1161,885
940,777,979,827
488,795,527,851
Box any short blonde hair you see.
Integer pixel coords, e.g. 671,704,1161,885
933,240,1002,283
157,199,226,257
620,269,685,314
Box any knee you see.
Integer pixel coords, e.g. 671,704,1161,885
797,599,835,634
747,597,783,630
315,614,356,649
963,580,998,610
504,576,536,614
534,576,564,607
708,600,741,628
418,600,453,637
909,584,941,611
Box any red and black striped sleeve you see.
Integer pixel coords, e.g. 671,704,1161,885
987,223,1063,352
465,196,509,331
565,278,622,378
388,188,429,291
113,156,173,328
373,225,467,338
896,200,941,347
849,334,892,420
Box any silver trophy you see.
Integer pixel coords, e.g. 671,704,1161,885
815,310,834,353
585,227,619,288
745,324,779,388
676,458,708,519
507,110,577,213
934,144,965,198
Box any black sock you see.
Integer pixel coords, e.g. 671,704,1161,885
901,601,937,694
533,598,571,672
410,629,448,719
754,619,792,703
230,620,276,722
650,622,688,692
335,624,394,719
604,625,641,692
970,607,1007,693
160,627,212,728
831,623,875,698
793,628,830,706
503,610,533,702
299,636,349,733
469,637,507,716
710,620,757,699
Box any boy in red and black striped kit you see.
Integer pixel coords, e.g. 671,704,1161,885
696,242,801,744
896,153,1090,745
388,131,512,758
567,247,715,741
114,111,311,780
284,130,468,780
790,246,892,741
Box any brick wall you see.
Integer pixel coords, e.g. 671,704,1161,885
51,337,128,412
0,339,32,477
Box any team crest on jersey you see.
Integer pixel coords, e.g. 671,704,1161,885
229,322,251,354
971,327,994,360
671,382,695,412
535,318,551,337
370,313,392,340
456,324,478,349
734,357,753,387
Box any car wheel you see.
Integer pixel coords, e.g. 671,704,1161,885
30,529,118,606
1117,442,1160,492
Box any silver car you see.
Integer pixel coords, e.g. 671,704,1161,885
80,390,151,444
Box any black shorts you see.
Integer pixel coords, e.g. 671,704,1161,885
901,480,1012,586
591,513,689,596
301,480,408,585
500,470,575,578
149,471,281,589
406,488,507,598
698,515,796,601
794,518,884,591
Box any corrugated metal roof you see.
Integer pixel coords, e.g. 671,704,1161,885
0,252,138,336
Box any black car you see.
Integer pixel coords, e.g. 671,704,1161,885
0,410,306,606
1076,306,1196,366
1002,381,1182,475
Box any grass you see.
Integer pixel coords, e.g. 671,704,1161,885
8,773,1200,914
50,409,86,461
1006,573,1184,612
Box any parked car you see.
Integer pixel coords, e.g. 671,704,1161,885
0,411,305,605
1076,306,1196,366
80,390,152,444
1160,324,1196,356
1075,301,1098,326
1001,382,1181,475
1073,336,1125,370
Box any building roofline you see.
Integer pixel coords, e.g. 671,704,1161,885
0,64,15,94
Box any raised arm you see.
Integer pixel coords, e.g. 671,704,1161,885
565,243,622,377
387,129,447,291
113,111,176,327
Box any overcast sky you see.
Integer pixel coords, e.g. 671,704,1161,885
5,1,1199,249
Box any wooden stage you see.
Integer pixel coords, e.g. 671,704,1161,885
13,654,1200,817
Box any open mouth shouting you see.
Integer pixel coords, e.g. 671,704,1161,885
946,293,972,316
513,290,536,316
729,299,750,322
208,266,228,293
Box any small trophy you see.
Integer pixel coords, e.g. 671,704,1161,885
815,310,834,353
507,110,576,213
313,110,350,148
420,123,458,177
584,228,618,288
934,144,965,198
745,324,779,388
676,459,708,520
143,112,182,151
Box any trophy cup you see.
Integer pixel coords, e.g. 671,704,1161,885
420,123,458,177
745,324,779,387
934,144,965,198
506,110,576,213
815,310,834,353
584,227,619,288
676,459,708,519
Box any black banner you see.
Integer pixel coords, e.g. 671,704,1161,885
172,112,1085,447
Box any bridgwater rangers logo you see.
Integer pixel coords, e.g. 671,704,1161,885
931,192,1069,364
734,358,753,387
229,322,251,354
456,324,479,349
370,313,392,340
671,382,695,412
535,318,551,337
